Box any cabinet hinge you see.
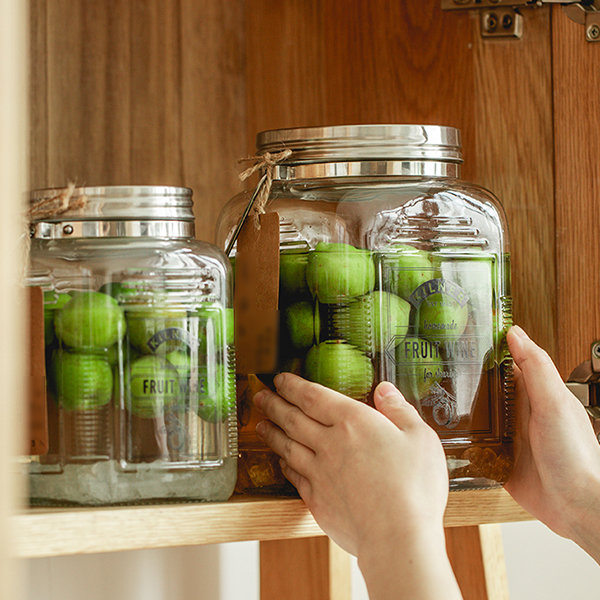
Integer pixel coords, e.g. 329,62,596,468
441,1,600,42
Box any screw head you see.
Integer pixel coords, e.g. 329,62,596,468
587,23,600,41
502,14,514,29
63,224,74,235
485,13,498,32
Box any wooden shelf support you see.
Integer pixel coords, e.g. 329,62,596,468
260,537,351,600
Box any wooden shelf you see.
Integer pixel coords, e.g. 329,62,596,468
14,488,531,559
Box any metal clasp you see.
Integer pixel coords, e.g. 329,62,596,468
441,1,600,42
567,341,600,440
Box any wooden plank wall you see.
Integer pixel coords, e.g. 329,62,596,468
553,6,600,376
29,0,246,244
245,0,556,360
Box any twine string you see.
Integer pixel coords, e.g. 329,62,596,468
238,149,292,229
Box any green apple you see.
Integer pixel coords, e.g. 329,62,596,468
305,341,374,400
334,291,410,352
395,337,444,405
43,291,71,346
127,355,180,418
127,307,188,354
283,301,319,350
280,251,309,297
306,242,375,303
386,244,436,300
53,351,113,411
54,291,126,350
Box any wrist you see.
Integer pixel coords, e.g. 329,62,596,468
357,520,461,600
565,473,600,563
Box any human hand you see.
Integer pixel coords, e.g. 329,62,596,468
254,374,462,599
505,326,600,561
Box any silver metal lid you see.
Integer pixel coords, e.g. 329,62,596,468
256,124,463,164
29,185,194,223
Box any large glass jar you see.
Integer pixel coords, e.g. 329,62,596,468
218,125,513,492
27,186,236,505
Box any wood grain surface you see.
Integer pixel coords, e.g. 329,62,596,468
29,0,246,243
260,537,351,600
245,0,556,357
553,6,600,376
446,525,509,600
15,489,531,559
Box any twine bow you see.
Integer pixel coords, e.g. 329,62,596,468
239,149,292,229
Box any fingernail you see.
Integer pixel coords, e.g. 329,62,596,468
273,373,285,388
377,381,400,398
253,390,266,407
510,325,528,340
256,420,268,436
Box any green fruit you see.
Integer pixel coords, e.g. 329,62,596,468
306,242,375,303
415,280,469,342
43,292,71,346
127,307,188,354
395,337,444,405
284,301,318,350
53,351,113,411
54,291,126,350
280,252,309,297
305,341,374,400
334,291,410,352
387,245,436,300
128,355,180,418
165,350,191,377
196,305,234,348
195,363,236,423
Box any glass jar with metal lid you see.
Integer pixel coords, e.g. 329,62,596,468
217,125,513,492
28,185,236,505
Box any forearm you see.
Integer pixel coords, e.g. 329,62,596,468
357,526,462,600
566,475,600,565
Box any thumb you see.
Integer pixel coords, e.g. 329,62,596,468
373,381,422,429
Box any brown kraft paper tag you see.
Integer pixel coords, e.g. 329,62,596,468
234,212,280,374
28,286,48,455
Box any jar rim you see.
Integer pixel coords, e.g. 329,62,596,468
256,124,463,164
29,185,194,223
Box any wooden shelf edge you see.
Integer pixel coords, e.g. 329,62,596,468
15,488,532,559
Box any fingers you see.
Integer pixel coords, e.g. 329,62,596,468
254,387,325,449
373,381,423,430
279,459,312,500
272,372,359,426
507,326,571,415
256,420,315,477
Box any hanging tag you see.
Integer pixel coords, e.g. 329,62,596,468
27,286,48,455
234,212,280,374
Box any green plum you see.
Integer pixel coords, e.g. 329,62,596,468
126,307,188,354
334,291,410,353
127,355,180,418
415,280,469,342
387,244,436,300
195,363,236,423
196,305,234,348
280,251,309,297
305,341,374,400
395,337,444,405
306,242,375,303
54,291,126,350
284,301,319,350
43,291,71,346
53,351,113,411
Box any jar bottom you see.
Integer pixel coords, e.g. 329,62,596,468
28,456,237,506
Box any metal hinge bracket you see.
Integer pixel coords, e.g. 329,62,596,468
441,1,600,42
